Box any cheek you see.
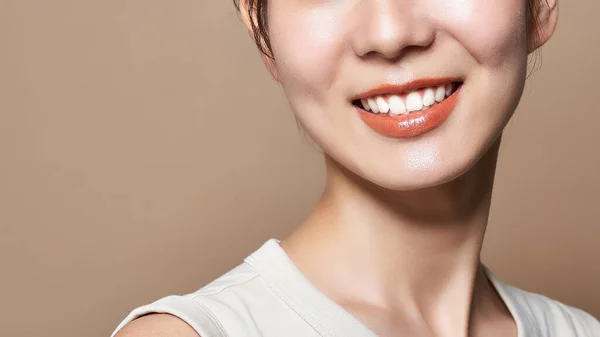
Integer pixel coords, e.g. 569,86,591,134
430,0,528,66
268,3,347,104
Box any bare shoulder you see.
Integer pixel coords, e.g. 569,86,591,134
114,313,201,337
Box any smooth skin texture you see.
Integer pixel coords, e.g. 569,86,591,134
116,0,559,336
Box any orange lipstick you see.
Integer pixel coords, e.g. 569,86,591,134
353,79,461,138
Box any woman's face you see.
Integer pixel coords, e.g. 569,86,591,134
257,0,556,190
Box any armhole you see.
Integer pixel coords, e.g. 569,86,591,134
110,295,227,337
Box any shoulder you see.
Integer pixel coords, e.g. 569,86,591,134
111,263,264,337
113,314,200,337
499,282,599,336
109,294,228,337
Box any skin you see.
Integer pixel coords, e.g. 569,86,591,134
117,0,559,336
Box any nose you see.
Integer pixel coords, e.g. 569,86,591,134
350,0,436,60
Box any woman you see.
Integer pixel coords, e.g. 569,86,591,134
112,0,599,336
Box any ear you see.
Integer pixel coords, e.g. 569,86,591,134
528,0,559,53
237,0,281,82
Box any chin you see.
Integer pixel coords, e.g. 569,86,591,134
340,129,502,192
376,164,475,191
355,159,475,192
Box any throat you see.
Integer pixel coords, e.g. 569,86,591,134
279,133,505,337
325,263,493,337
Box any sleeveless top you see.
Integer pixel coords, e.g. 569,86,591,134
111,238,599,337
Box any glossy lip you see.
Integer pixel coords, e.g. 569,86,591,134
356,84,462,138
351,77,462,101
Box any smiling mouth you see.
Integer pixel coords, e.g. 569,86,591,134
351,82,461,116
352,80,463,138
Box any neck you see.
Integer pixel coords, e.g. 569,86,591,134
281,136,505,336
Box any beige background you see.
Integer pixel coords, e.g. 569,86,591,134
0,1,598,336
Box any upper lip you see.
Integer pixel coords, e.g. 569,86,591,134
351,77,462,101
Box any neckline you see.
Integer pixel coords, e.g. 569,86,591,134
244,238,525,337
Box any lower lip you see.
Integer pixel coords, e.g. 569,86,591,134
356,86,461,138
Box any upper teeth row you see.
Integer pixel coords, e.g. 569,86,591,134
360,84,453,116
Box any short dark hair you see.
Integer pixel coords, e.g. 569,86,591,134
233,0,273,60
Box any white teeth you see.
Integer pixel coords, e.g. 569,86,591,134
359,83,458,115
435,85,445,102
376,96,389,113
405,92,423,112
388,95,407,115
367,98,379,113
361,99,370,111
445,84,453,96
423,88,435,107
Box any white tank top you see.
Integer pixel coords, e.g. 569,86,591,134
111,238,599,337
